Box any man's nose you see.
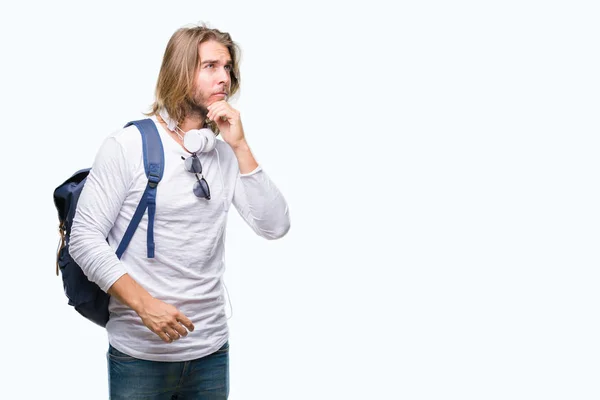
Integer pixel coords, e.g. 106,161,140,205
218,67,230,87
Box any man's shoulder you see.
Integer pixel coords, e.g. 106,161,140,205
106,120,150,150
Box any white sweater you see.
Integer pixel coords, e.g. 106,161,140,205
69,116,290,362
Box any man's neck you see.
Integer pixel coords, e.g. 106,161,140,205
179,114,206,132
156,114,205,152
157,113,206,134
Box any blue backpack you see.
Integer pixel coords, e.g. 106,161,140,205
53,119,164,327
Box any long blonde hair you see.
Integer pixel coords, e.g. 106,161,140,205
147,24,241,133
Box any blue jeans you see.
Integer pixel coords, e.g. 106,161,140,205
107,341,229,399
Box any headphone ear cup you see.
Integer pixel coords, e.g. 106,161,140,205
183,128,217,153
198,128,217,153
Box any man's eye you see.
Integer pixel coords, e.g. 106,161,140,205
225,65,232,71
205,63,214,68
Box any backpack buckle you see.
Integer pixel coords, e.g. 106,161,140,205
148,173,160,188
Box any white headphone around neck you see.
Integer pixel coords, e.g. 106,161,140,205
183,128,217,153
159,108,217,153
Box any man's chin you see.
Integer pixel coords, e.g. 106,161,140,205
186,98,209,116
210,93,228,101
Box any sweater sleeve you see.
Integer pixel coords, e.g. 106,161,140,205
232,165,291,240
69,136,132,292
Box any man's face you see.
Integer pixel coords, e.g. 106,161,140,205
190,40,232,113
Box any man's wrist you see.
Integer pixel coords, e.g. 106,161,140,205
229,138,249,152
230,138,259,173
108,273,153,315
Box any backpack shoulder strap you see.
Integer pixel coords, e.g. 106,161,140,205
116,118,164,259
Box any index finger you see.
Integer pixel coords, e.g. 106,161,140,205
207,100,226,110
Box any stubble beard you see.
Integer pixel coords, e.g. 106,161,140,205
185,89,209,121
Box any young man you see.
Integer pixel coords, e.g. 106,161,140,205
69,24,290,399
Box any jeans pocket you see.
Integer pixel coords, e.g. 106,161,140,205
108,344,137,361
215,341,229,354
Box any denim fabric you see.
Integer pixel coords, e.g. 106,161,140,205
107,341,229,399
